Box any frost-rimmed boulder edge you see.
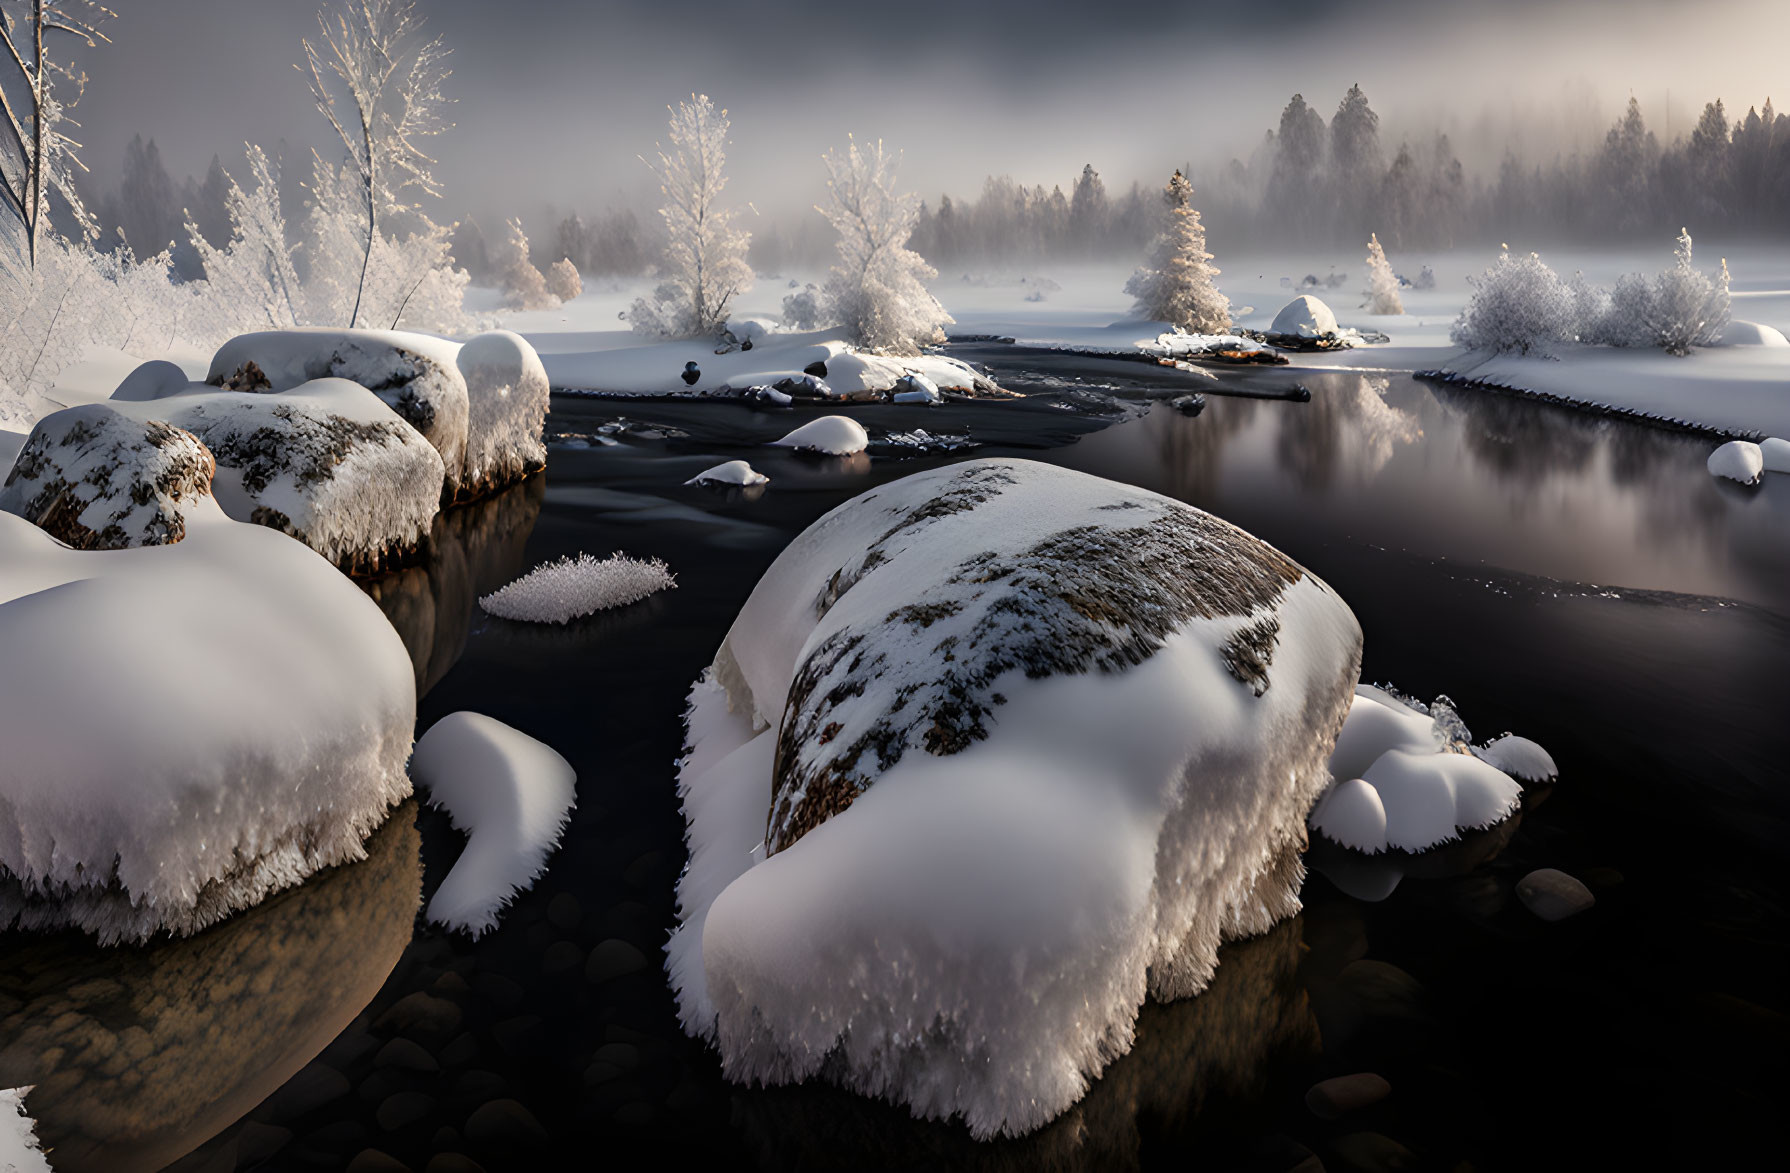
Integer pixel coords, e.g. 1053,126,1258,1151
0,496,415,944
669,459,1362,1139
105,375,446,573
207,328,551,503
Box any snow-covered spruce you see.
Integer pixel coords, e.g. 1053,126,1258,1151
669,459,1362,1139
480,552,676,624
770,415,868,456
411,713,576,936
686,460,769,487
1708,440,1765,484
0,500,414,944
1308,685,1550,855
1,1088,49,1173
0,405,215,549
1364,234,1404,315
1125,170,1230,335
110,375,446,572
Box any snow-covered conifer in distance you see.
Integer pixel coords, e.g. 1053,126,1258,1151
1365,232,1404,314
630,94,753,340
1125,170,1231,334
492,217,556,311
818,136,951,355
546,256,582,303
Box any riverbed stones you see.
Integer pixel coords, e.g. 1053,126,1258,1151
1306,1072,1392,1119
1516,868,1596,921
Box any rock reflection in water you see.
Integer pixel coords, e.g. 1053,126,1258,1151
362,475,545,696
0,804,421,1173
731,918,1317,1173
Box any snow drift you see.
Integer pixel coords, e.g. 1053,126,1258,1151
668,459,1362,1139
410,713,576,936
0,493,415,944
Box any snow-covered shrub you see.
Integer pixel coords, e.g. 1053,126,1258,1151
480,552,675,623
1602,229,1731,355
1364,233,1403,315
546,256,582,302
1450,246,1575,354
1412,265,1437,291
818,137,951,355
1125,170,1230,334
410,712,576,936
669,459,1362,1138
781,283,825,331
184,145,304,339
493,217,558,311
632,95,753,340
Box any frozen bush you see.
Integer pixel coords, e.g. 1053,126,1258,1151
546,256,582,302
781,283,824,331
1363,233,1403,315
1450,246,1575,354
494,218,559,311
480,552,675,623
1605,229,1731,355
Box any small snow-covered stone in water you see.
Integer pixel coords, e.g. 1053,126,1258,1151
1708,440,1765,485
1270,295,1340,339
1,1087,50,1173
411,713,576,936
669,459,1363,1139
480,552,675,624
1473,734,1558,782
686,460,769,488
1305,1073,1391,1120
457,330,551,499
891,372,942,404
770,415,869,456
0,405,215,550
1760,436,1790,474
1516,868,1595,922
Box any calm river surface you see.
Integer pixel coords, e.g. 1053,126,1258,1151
5,352,1786,1172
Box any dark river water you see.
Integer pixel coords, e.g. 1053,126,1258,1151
3,353,1786,1173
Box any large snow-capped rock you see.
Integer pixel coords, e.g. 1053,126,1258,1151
1269,295,1340,339
105,374,445,572
0,492,416,944
207,328,550,503
669,459,1362,1139
0,405,216,549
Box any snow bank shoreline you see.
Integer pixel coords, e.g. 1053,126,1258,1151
1413,368,1763,441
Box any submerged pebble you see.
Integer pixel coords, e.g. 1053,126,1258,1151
1516,868,1596,921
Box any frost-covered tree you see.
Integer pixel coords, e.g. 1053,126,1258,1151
185,145,303,335
0,0,111,268
1364,232,1403,314
301,0,452,327
630,94,752,339
1125,170,1230,334
492,216,555,311
1450,246,1574,354
1604,228,1731,354
546,256,581,302
817,136,950,354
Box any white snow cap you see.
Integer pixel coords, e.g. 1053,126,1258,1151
480,552,675,623
669,459,1362,1139
108,359,192,402
892,371,942,404
1309,686,1544,854
0,1088,50,1173
1270,295,1340,338
0,500,415,943
770,415,869,456
1707,440,1764,485
686,460,769,487
411,713,577,936
1758,436,1790,474
1714,320,1789,348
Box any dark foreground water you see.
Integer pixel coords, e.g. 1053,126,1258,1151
4,356,1787,1173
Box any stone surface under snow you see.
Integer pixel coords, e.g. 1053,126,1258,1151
686,459,769,487
0,498,415,944
1707,440,1765,485
411,713,576,936
769,415,869,456
108,374,446,571
669,459,1362,1139
479,552,676,624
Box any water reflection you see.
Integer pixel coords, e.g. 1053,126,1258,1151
362,476,545,696
731,919,1318,1172
1275,375,1423,489
0,805,421,1173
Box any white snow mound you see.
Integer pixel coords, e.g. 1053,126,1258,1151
770,415,869,456
456,329,551,497
669,459,1363,1139
480,552,675,623
0,500,415,943
686,460,769,487
1472,734,1559,782
1715,320,1789,347
1270,295,1339,338
1759,436,1790,474
411,712,577,936
1708,440,1764,484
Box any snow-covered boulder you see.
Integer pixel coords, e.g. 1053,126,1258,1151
892,371,942,404
0,495,415,944
1708,439,1765,485
209,329,471,499
686,459,769,487
770,415,869,456
669,459,1363,1139
1308,686,1537,855
1759,436,1790,474
456,330,550,499
1270,295,1340,339
0,405,216,550
108,376,446,573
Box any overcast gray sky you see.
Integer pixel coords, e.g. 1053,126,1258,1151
68,0,1787,224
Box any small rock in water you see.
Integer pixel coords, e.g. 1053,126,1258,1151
375,992,463,1039
375,1038,440,1073
1306,1072,1392,1120
1516,868,1595,921
425,1155,488,1173
345,1149,413,1173
464,1099,550,1153
1170,393,1206,416
586,938,649,984
1328,1131,1418,1172
376,1091,436,1131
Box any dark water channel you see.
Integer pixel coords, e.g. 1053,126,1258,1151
5,353,1786,1172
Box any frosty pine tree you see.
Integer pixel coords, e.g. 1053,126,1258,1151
1125,171,1230,334
1365,233,1404,314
